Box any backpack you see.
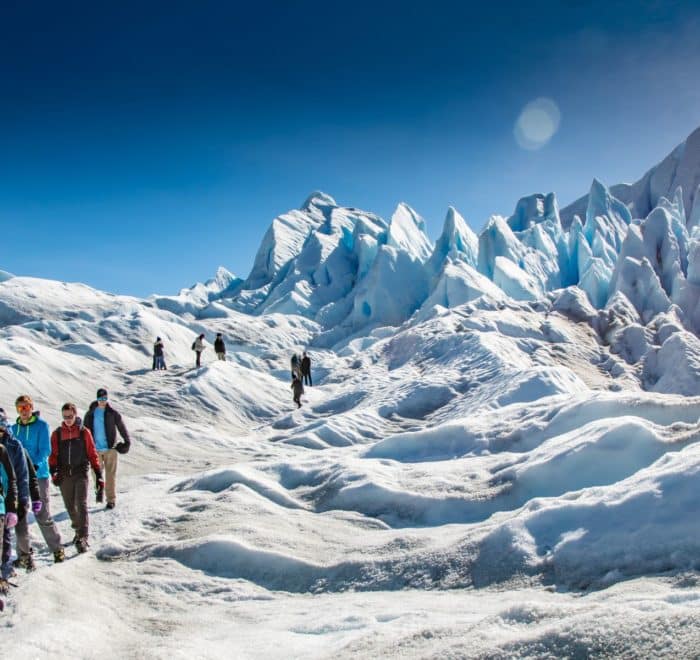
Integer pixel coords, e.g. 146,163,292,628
191,341,197,350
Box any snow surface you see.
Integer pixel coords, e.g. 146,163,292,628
3,125,700,658
1,270,699,658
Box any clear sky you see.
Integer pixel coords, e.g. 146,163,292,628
2,1,699,296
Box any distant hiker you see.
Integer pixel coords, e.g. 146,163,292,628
291,353,300,380
11,395,64,565
0,408,34,578
301,351,312,386
49,403,103,554
0,441,18,596
291,374,304,408
214,332,226,361
192,333,206,367
83,388,131,511
153,337,166,370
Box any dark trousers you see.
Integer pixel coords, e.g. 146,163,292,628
196,351,202,367
1,520,10,567
59,473,90,539
302,371,312,386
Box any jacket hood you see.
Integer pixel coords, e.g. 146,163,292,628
61,416,84,430
16,410,43,425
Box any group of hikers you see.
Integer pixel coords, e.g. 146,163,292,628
291,351,312,408
152,333,227,370
0,342,314,610
154,335,314,410
0,390,131,601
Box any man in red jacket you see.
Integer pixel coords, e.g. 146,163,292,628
49,403,103,554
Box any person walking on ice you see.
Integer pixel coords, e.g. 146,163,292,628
83,388,131,510
0,408,29,576
301,351,312,386
0,440,18,599
49,403,103,554
10,395,64,565
192,333,206,367
291,374,304,408
214,333,226,361
291,353,300,380
153,337,166,370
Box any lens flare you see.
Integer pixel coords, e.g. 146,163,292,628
514,98,561,150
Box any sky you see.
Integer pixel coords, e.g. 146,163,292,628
1,0,700,297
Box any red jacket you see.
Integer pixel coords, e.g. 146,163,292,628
49,421,101,476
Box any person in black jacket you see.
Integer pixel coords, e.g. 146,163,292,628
49,403,103,554
83,388,131,510
153,337,166,370
214,333,226,361
0,441,18,596
300,351,312,386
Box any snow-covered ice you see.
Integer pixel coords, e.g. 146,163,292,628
2,125,700,657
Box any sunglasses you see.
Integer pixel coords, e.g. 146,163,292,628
62,413,76,420
16,403,32,412
97,396,108,402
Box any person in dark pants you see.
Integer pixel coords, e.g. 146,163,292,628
214,333,226,361
83,388,131,510
300,351,312,386
0,441,18,597
0,409,30,575
153,337,166,370
49,403,103,554
193,334,206,367
291,374,304,408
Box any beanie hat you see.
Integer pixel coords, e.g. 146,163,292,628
96,388,108,398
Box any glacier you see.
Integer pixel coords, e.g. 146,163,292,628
1,127,700,657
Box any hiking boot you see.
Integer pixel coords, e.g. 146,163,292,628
106,502,115,510
53,548,65,563
0,578,9,595
75,538,89,554
13,552,35,571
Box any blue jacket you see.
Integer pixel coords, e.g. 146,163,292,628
0,428,30,506
13,413,51,480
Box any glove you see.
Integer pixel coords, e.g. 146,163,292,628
51,471,62,487
95,479,105,503
32,501,43,514
115,442,130,455
4,512,18,529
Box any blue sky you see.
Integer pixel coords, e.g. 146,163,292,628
1,1,699,296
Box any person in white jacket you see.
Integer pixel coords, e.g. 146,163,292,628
192,333,206,367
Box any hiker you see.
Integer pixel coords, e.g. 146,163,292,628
214,333,226,361
0,408,31,575
153,337,166,370
192,333,206,367
0,441,18,597
11,395,64,565
291,374,304,408
301,351,312,386
83,388,131,510
49,403,103,554
291,353,300,380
